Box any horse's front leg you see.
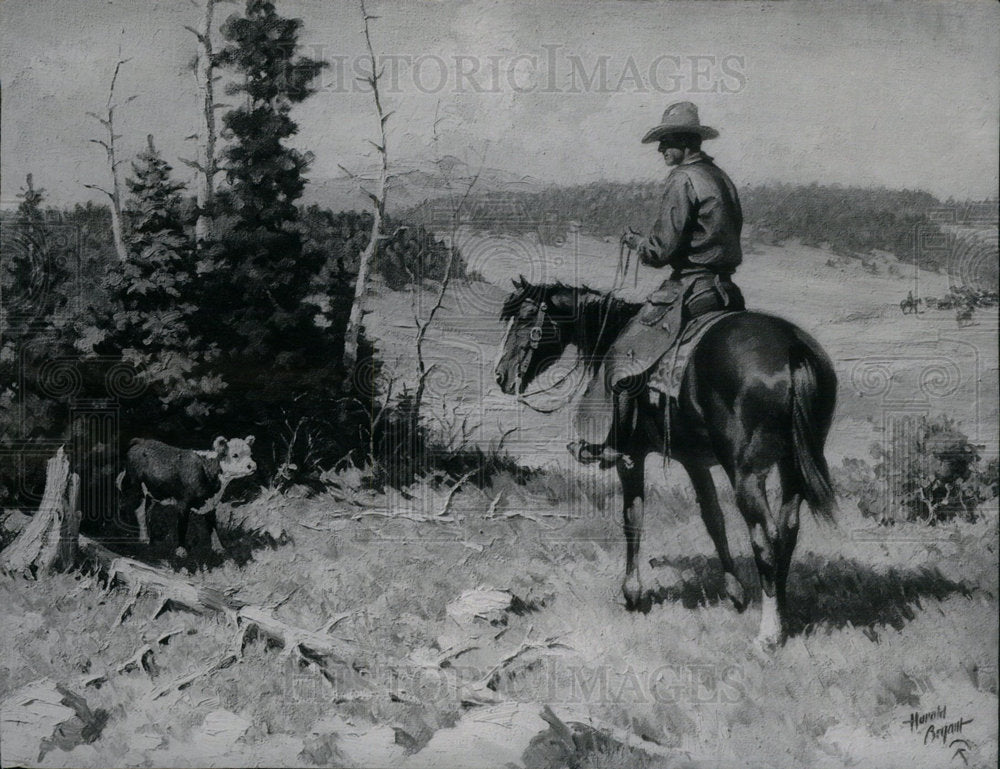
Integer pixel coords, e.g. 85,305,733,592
618,454,647,610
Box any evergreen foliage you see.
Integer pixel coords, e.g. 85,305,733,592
0,178,80,505
94,138,222,433
215,0,326,231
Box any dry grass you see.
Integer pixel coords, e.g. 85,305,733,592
2,465,996,768
3,238,996,767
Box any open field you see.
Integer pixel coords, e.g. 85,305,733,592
367,229,998,467
2,234,997,768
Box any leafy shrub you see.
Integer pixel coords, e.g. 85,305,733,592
834,455,887,522
834,415,998,524
296,206,467,291
375,224,466,289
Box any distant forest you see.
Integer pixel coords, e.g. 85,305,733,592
403,182,997,272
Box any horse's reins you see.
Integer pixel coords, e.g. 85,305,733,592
614,231,640,291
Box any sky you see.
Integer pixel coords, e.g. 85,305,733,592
1,0,998,207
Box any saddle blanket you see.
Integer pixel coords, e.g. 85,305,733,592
647,310,738,400
573,310,740,444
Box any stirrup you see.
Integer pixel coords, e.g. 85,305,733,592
567,441,633,469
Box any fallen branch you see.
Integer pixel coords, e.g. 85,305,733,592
76,537,365,688
438,469,477,519
462,625,570,700
316,611,354,634
148,631,243,701
117,644,157,677
80,627,191,689
485,492,503,518
327,509,458,524
433,642,480,667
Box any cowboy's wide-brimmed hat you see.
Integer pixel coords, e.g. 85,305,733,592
641,102,719,143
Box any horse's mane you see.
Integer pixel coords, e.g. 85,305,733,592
500,280,641,363
500,279,640,321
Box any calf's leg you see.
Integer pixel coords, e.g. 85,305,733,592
204,509,225,553
118,475,149,545
175,501,191,558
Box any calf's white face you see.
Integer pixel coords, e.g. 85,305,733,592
215,435,257,481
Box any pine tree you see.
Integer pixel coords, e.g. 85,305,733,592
0,176,78,502
98,137,218,428
216,0,325,232
116,136,195,330
201,0,335,403
2,175,65,325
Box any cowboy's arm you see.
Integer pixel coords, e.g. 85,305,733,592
638,174,692,268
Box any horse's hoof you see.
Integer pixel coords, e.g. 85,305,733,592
174,547,188,559
622,578,643,611
138,536,150,546
757,594,786,650
753,633,785,654
724,573,748,612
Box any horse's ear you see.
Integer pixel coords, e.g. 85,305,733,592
517,273,527,288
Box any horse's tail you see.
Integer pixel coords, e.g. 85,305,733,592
790,345,837,521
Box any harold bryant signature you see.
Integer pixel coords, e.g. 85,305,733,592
904,705,975,764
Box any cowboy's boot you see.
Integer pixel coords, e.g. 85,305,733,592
568,388,635,468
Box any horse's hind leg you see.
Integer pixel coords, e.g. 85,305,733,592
618,455,647,611
775,457,803,626
682,461,747,612
734,468,784,648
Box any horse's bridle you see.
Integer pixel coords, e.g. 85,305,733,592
517,300,550,380
496,298,594,414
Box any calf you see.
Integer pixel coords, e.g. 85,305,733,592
117,436,256,557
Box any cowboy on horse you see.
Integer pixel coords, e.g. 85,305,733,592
495,103,837,647
570,101,747,467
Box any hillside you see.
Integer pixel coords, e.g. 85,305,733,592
365,229,998,471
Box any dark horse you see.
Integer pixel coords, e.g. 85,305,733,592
495,279,837,647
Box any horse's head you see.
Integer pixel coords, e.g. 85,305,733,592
494,277,576,394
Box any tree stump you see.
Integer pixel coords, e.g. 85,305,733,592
0,447,81,577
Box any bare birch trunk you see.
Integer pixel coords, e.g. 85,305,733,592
108,127,128,264
343,0,388,380
193,0,218,244
85,57,131,262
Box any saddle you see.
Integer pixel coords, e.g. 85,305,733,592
605,273,744,387
573,273,744,444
